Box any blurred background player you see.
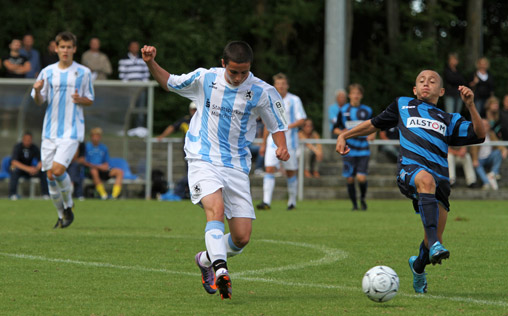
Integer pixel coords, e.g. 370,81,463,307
333,83,374,210
336,70,485,294
32,31,94,229
83,127,124,199
329,89,347,134
142,41,289,300
257,73,306,211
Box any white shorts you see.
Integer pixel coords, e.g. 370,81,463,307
41,139,79,172
187,159,255,220
264,145,298,170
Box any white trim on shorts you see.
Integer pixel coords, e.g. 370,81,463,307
41,138,79,172
187,159,255,220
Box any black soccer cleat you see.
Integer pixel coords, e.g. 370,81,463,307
360,199,367,211
215,268,232,300
62,207,74,228
53,218,63,229
256,202,271,210
287,204,296,211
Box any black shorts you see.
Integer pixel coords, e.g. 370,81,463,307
396,164,451,212
342,155,370,178
85,168,111,181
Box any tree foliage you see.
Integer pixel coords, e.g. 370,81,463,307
1,0,508,134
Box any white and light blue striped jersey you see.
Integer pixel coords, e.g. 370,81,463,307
31,61,94,141
167,67,288,174
266,92,306,151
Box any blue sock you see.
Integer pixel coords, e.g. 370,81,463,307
418,193,439,247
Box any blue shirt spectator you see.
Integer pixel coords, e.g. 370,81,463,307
19,34,41,78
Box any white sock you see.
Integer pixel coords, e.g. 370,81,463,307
55,172,73,209
48,179,64,218
199,251,212,267
287,175,297,206
223,233,243,258
263,174,275,205
204,221,227,263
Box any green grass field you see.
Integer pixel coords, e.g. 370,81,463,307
0,199,507,315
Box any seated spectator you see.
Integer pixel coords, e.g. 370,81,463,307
41,40,58,68
448,146,477,188
8,131,49,200
499,94,508,141
379,127,400,162
81,37,112,80
19,34,41,78
83,128,124,199
67,142,85,200
298,118,323,178
471,120,508,190
3,39,31,78
484,96,502,137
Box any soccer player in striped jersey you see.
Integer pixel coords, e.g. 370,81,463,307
257,73,306,211
141,41,289,299
336,70,485,294
333,84,374,211
32,31,94,229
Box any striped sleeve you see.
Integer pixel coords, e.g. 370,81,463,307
166,68,204,99
258,86,288,134
448,114,485,146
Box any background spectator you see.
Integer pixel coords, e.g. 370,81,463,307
119,40,150,127
83,128,124,200
378,127,400,163
8,131,49,200
299,118,323,178
329,89,347,134
443,52,466,114
469,57,494,116
118,41,150,82
471,120,507,190
81,37,112,80
3,39,31,78
19,34,41,78
41,40,58,68
448,146,477,188
250,117,265,176
499,94,508,141
484,96,502,137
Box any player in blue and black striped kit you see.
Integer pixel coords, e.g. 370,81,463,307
336,70,485,294
333,84,374,210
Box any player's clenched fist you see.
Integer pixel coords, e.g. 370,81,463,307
276,147,290,161
141,45,157,63
33,79,44,92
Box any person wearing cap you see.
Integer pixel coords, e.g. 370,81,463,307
156,101,197,140
156,101,197,199
83,127,124,199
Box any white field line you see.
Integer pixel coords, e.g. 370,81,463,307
1,238,507,308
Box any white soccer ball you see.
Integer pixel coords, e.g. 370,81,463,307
362,265,399,302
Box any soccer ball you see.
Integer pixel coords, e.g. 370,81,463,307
362,265,399,302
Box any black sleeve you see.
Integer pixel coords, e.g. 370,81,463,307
371,99,399,130
32,145,41,161
11,143,21,161
333,111,343,130
448,116,485,146
78,142,85,157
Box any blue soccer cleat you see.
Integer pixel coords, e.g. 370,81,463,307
408,256,427,293
195,252,217,294
429,241,450,265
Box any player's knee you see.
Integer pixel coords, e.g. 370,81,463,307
416,174,436,193
233,235,250,248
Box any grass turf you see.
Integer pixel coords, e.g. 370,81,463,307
0,199,507,315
